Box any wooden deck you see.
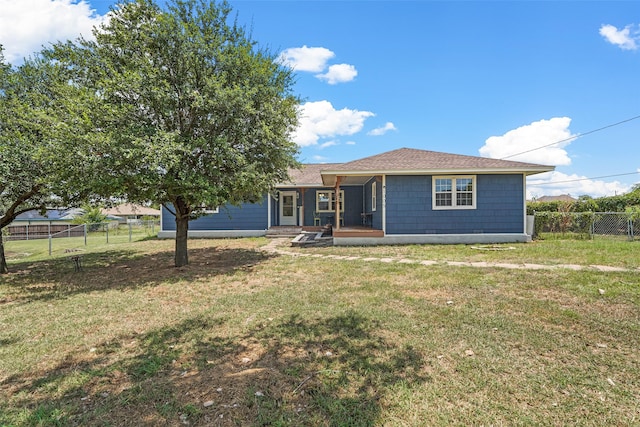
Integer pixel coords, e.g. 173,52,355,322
267,225,383,239
332,226,384,238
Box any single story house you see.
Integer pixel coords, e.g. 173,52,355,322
10,208,85,225
158,147,554,244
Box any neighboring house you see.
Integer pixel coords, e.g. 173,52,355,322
532,194,577,203
10,208,85,225
158,147,554,244
5,208,86,240
101,203,161,224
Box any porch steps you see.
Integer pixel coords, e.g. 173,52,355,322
265,226,303,238
291,231,333,247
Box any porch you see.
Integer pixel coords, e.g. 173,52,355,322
332,226,384,238
266,225,384,240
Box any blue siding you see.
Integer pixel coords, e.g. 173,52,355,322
302,186,363,226
385,174,524,235
162,196,268,231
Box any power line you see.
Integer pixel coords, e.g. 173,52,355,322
500,114,640,160
529,171,640,186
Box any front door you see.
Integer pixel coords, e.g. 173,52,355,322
279,191,297,226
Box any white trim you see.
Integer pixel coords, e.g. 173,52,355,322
334,233,531,246
279,191,297,226
321,167,554,176
267,194,272,228
371,181,377,212
432,175,476,210
522,174,527,234
315,189,345,213
382,175,386,234
157,230,266,239
160,205,165,230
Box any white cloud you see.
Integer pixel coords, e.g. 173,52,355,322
279,45,335,72
319,141,338,149
316,63,357,84
280,46,357,84
480,117,576,166
599,24,639,51
346,141,356,145
0,0,106,64
291,100,375,147
312,155,329,162
368,122,397,136
527,171,631,199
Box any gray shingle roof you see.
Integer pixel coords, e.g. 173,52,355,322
284,148,553,186
284,163,341,186
328,147,552,172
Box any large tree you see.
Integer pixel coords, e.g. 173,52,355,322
51,0,300,267
0,50,91,274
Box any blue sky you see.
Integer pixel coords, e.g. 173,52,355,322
1,0,639,198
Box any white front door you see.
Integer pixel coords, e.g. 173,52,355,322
279,191,297,226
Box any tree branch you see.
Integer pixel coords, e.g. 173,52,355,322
0,184,44,229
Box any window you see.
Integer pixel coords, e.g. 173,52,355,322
371,181,377,212
432,176,476,210
316,190,345,212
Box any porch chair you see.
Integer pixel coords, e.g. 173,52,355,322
313,211,321,226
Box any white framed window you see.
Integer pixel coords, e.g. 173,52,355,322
371,181,377,212
432,176,476,210
316,190,345,212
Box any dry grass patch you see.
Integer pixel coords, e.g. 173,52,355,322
1,238,640,425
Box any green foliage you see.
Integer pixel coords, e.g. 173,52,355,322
48,0,301,266
71,205,107,231
0,48,94,273
626,205,640,221
527,198,598,214
533,211,595,238
596,192,640,212
528,189,640,214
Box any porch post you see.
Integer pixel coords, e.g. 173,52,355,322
335,176,342,231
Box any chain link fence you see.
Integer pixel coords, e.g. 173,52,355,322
534,212,640,240
2,220,160,257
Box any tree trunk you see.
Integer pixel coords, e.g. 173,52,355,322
0,235,8,274
173,196,190,267
175,214,189,267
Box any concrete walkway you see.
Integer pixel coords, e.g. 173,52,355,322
261,238,639,273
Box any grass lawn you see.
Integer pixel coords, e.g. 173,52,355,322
1,237,639,426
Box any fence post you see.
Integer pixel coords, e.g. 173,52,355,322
106,223,109,243
129,222,132,242
84,224,87,246
49,235,52,255
26,224,29,241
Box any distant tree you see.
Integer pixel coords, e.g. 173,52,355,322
72,205,107,231
50,0,300,267
0,49,90,274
